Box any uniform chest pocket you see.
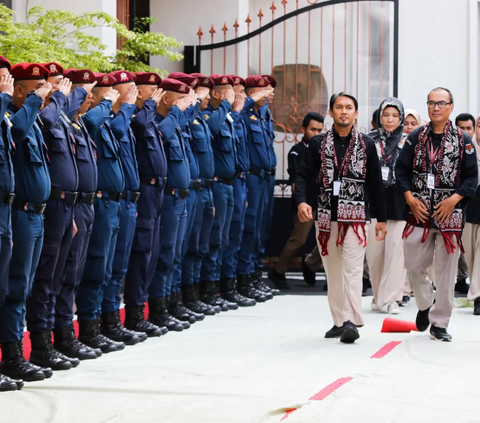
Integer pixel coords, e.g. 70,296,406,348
219,126,233,152
167,138,184,162
191,125,207,153
49,126,69,154
27,138,43,164
102,139,118,159
250,124,264,145
145,127,158,151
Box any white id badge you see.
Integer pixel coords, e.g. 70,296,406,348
333,180,341,196
381,166,390,181
427,173,435,190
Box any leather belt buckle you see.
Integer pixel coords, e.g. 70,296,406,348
192,179,202,190
38,203,47,215
2,192,15,205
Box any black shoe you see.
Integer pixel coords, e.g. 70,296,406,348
0,341,51,381
455,278,470,295
250,274,273,300
53,324,99,360
0,373,19,392
177,292,205,321
474,298,480,316
430,325,452,342
237,274,268,303
148,297,185,332
362,277,371,295
302,256,316,286
29,332,74,371
168,292,200,323
124,305,164,337
399,296,410,307
416,306,432,332
100,311,143,345
220,279,256,307
182,284,218,315
253,269,281,296
78,320,125,353
200,281,230,312
340,321,360,344
324,324,345,338
267,269,290,290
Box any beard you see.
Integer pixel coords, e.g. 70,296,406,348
337,121,350,127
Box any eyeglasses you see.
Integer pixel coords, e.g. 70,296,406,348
426,101,452,109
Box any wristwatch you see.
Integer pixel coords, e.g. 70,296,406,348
103,97,112,103
27,90,41,98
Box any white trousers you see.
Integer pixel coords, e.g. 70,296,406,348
464,223,480,301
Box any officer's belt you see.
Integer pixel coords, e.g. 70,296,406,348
95,191,123,202
140,175,167,189
121,191,141,202
75,192,96,206
236,171,250,180
201,178,214,188
249,167,276,180
50,188,78,205
164,187,189,199
189,179,202,190
0,192,15,206
12,199,46,215
213,176,234,186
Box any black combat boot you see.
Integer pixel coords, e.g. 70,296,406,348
0,340,50,381
168,292,197,324
237,274,267,303
195,283,221,313
0,373,21,391
254,268,280,296
100,311,142,345
29,332,75,370
220,279,255,307
124,305,165,337
174,291,205,321
200,281,230,311
53,324,99,360
78,319,125,354
182,284,217,316
148,298,185,332
250,272,274,299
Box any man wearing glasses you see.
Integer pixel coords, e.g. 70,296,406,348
396,87,478,342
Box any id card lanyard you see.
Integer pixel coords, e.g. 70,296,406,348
332,145,348,197
379,141,391,182
427,139,439,190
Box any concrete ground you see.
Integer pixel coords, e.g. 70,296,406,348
3,275,479,423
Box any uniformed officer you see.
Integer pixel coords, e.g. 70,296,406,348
25,63,82,371
0,57,24,392
123,71,168,337
98,70,145,346
200,75,241,311
181,73,219,315
148,78,192,332
0,63,54,382
75,73,126,353
53,69,102,360
237,75,277,301
218,75,256,306
167,72,208,323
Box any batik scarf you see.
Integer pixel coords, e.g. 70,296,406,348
402,120,465,253
317,125,367,256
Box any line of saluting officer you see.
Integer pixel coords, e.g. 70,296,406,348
0,56,280,392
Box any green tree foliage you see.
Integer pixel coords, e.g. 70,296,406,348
0,4,183,73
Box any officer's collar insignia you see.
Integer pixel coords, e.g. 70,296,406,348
72,123,81,130
131,114,136,118
250,115,258,121
5,112,11,117
204,114,210,119
192,119,200,125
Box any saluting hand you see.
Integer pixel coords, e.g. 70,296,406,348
103,88,120,105
82,80,97,97
174,96,191,112
298,202,313,223
151,88,165,105
55,78,72,97
223,88,235,105
375,222,387,241
0,74,14,97
123,85,138,105
187,88,197,105
196,87,209,101
232,93,245,112
37,83,53,100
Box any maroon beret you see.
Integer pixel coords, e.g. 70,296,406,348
168,72,199,89
262,74,277,88
227,75,246,87
42,62,63,77
210,75,234,87
245,75,270,89
0,56,11,72
64,69,95,84
134,72,161,86
110,70,136,85
11,63,49,81
159,78,190,94
94,73,116,87
190,73,214,88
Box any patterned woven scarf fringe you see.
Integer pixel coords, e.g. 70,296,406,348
317,126,367,256
402,120,465,254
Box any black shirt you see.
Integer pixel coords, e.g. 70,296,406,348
295,129,387,222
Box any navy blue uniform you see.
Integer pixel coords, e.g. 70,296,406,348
220,109,250,280
26,90,83,335
76,99,125,322
201,101,238,282
148,110,189,300
0,93,14,306
102,103,140,313
0,94,50,344
56,90,98,328
237,101,275,276
124,101,175,307
182,115,215,286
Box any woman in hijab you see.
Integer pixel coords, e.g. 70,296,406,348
367,98,408,315
404,109,421,135
464,115,480,315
